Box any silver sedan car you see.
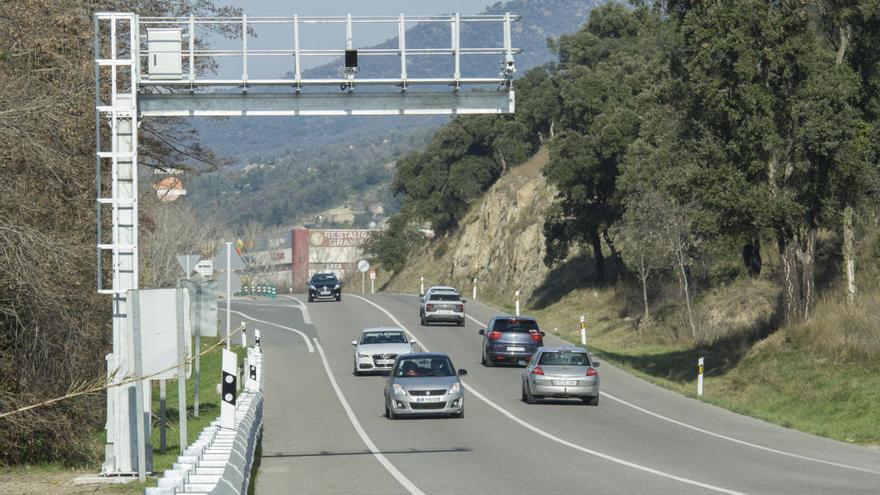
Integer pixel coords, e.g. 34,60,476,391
521,346,600,405
384,353,467,419
352,328,415,376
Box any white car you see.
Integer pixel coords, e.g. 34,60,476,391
419,285,459,304
352,327,416,376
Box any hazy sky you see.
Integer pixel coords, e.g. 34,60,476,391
211,0,499,74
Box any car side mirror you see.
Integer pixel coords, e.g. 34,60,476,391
461,299,467,304
410,339,418,345
458,369,468,376
593,361,600,367
351,340,357,346
540,331,546,337
478,329,485,335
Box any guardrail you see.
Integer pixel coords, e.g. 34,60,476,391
146,343,264,495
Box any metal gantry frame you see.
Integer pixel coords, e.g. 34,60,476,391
95,11,519,476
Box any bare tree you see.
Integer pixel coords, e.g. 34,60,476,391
617,190,672,321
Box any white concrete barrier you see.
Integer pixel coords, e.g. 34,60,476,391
146,348,264,495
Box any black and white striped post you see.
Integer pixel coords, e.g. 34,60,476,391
221,348,237,429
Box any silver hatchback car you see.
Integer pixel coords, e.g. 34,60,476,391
419,292,466,326
384,353,467,419
521,346,600,405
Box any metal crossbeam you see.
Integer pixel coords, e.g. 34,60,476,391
139,91,514,117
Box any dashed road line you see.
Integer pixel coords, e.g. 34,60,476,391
351,294,747,495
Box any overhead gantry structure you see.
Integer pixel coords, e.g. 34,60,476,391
94,12,519,476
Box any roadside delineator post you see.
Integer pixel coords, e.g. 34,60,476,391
515,290,521,316
255,329,261,349
697,357,704,398
580,315,587,347
472,277,477,301
241,322,247,348
420,276,424,296
221,348,237,429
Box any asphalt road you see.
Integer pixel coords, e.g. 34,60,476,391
219,294,880,494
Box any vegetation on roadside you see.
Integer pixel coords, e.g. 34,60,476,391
375,1,880,445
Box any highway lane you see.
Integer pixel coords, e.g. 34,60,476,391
225,295,880,494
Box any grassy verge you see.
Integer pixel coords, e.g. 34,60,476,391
149,338,247,473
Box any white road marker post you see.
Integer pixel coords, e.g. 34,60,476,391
472,277,477,301
420,276,424,296
241,322,247,348
515,290,521,316
697,357,704,398
362,270,366,294
580,315,587,347
225,241,232,350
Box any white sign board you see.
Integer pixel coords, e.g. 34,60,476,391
194,259,213,278
357,259,370,272
129,288,192,380
369,269,376,280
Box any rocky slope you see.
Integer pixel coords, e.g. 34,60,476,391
386,148,556,304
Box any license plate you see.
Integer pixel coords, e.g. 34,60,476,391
507,346,525,352
415,397,443,403
553,380,578,386
377,359,393,365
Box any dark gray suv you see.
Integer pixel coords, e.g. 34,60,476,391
478,316,545,367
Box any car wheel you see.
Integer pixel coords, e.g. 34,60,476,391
308,296,313,302
420,317,427,326
583,395,599,406
482,353,493,367
457,320,465,327
454,408,464,419
386,402,396,420
336,294,341,302
524,383,537,404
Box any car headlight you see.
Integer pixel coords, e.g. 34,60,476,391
334,284,340,290
309,285,316,290
448,383,461,395
357,352,370,358
392,384,407,396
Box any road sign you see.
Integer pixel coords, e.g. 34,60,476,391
193,259,213,278
357,259,370,272
369,269,376,280
176,254,201,277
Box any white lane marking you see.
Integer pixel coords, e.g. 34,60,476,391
602,392,880,476
228,309,315,353
350,295,745,495
313,337,425,495
467,306,880,477
281,295,313,325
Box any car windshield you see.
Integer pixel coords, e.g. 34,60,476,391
312,274,337,284
360,331,407,345
493,318,540,332
539,351,589,366
395,357,455,377
429,294,461,302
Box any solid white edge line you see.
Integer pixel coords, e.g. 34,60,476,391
280,295,313,325
601,391,880,476
312,337,425,495
228,309,315,353
465,307,880,477
351,295,746,495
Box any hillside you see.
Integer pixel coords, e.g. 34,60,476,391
381,148,880,446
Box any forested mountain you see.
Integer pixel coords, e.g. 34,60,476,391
186,0,609,228
370,1,880,327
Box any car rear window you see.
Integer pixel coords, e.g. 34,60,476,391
360,331,407,345
429,294,461,301
493,318,540,332
312,274,337,283
539,351,589,366
395,356,455,377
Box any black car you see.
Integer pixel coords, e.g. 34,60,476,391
478,316,545,367
307,272,341,302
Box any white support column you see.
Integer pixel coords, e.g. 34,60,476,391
99,13,141,476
